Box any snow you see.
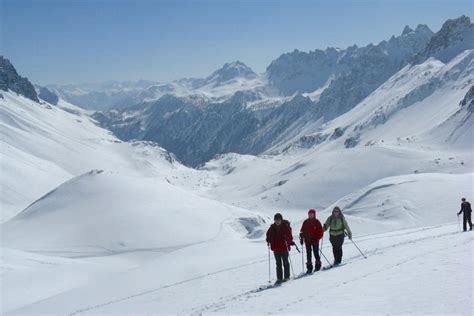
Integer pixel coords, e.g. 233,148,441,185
2,223,471,315
194,50,472,217
1,48,473,314
2,170,261,256
0,91,193,222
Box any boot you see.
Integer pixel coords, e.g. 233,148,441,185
315,260,321,271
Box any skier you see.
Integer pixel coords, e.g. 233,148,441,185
299,208,324,273
323,206,352,265
457,198,472,231
266,213,294,283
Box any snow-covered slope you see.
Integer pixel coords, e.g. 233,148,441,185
306,49,474,152
1,15,473,316
0,90,185,222
322,173,473,232
2,170,262,256
197,50,473,214
2,222,471,314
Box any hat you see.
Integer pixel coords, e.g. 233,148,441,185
308,208,316,216
274,213,283,220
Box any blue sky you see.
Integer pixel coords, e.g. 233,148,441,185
1,0,472,85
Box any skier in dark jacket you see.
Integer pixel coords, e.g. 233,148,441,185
266,213,294,283
323,206,352,265
458,198,472,231
299,208,324,273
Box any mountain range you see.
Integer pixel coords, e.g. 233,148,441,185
0,15,473,314
86,16,472,166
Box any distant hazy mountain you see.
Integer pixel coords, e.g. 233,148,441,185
47,80,158,110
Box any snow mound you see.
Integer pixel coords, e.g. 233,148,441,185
0,90,186,222
1,170,260,256
322,172,473,234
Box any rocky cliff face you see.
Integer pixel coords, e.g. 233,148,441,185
0,56,39,102
411,15,473,64
460,85,474,112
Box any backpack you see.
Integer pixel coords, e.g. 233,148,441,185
272,220,291,239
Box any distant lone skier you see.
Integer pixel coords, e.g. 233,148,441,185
266,213,294,283
299,208,324,273
323,206,352,265
458,198,472,231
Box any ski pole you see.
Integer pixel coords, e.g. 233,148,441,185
457,214,461,231
319,236,331,265
268,244,271,284
293,243,301,253
302,245,305,273
285,240,296,279
320,246,332,266
320,236,324,257
345,232,367,259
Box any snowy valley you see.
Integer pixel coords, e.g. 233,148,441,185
0,15,473,315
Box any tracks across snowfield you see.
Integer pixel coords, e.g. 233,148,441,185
187,223,470,315
5,223,472,315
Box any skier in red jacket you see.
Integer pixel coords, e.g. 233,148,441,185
266,213,294,282
299,208,324,273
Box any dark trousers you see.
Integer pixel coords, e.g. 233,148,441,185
274,251,290,280
330,234,345,264
463,212,473,231
305,243,321,272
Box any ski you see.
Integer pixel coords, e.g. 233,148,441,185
294,272,311,279
322,263,346,271
254,281,284,292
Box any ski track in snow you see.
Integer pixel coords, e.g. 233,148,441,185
271,241,470,314
188,226,463,315
58,224,465,316
67,258,268,316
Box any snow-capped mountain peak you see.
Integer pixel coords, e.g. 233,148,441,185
205,61,258,84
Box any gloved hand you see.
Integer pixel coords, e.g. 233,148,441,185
348,234,352,240
290,241,296,246
299,237,304,245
